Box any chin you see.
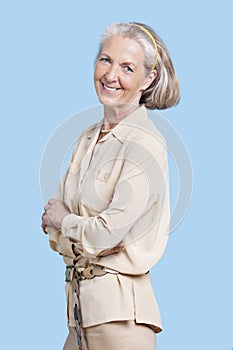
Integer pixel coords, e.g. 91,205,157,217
97,95,121,106
96,85,122,104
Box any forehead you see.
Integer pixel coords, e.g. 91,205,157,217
101,35,144,62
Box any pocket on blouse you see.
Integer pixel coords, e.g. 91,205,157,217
80,178,115,214
68,161,81,175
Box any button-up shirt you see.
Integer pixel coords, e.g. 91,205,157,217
47,105,170,333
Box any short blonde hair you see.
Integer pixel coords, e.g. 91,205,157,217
96,22,180,110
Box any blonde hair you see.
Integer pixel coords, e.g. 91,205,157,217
96,22,180,110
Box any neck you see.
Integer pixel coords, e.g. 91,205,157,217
103,103,140,129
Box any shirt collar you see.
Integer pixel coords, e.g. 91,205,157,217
86,105,149,143
110,105,148,143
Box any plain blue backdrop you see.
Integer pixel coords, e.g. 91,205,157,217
0,1,232,349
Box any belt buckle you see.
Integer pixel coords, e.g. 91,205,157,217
78,265,95,280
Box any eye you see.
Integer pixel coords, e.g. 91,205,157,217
124,65,134,73
99,57,111,63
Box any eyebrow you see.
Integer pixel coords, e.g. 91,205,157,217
100,52,137,68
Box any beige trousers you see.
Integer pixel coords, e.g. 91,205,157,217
63,321,156,350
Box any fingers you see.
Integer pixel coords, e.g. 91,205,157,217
44,203,54,211
41,211,53,229
111,243,125,253
44,198,60,211
69,237,78,243
42,211,48,225
41,223,48,234
41,212,47,234
48,198,58,205
111,240,125,253
100,241,125,257
114,240,125,250
44,204,49,211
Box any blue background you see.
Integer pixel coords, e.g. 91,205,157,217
1,1,232,349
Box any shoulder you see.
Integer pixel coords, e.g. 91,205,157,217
73,121,100,147
79,122,100,139
69,122,100,161
126,114,167,158
114,106,166,149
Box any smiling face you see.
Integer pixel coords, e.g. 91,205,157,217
94,35,156,108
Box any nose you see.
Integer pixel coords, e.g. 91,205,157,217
105,64,119,82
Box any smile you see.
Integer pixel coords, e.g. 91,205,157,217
102,83,121,93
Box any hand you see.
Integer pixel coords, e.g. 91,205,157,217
43,199,70,230
41,211,53,234
41,213,48,234
100,240,125,257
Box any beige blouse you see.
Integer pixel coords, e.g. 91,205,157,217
46,105,170,333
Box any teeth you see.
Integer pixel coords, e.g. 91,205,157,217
104,84,117,92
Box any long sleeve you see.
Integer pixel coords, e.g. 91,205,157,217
61,137,168,259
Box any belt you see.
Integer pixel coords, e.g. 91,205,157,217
65,264,119,282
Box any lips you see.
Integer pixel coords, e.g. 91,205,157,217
102,83,121,93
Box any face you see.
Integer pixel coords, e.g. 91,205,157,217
94,35,156,107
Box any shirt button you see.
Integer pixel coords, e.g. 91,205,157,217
103,173,109,181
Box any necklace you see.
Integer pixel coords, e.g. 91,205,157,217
100,125,115,133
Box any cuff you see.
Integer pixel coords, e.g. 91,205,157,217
61,213,80,240
47,226,61,252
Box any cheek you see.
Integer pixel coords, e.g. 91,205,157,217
124,79,145,94
94,63,106,81
94,66,99,82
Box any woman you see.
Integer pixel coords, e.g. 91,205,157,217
42,22,180,350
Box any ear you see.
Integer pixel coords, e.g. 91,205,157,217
142,70,157,90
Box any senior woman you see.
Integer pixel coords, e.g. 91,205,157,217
42,22,180,350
